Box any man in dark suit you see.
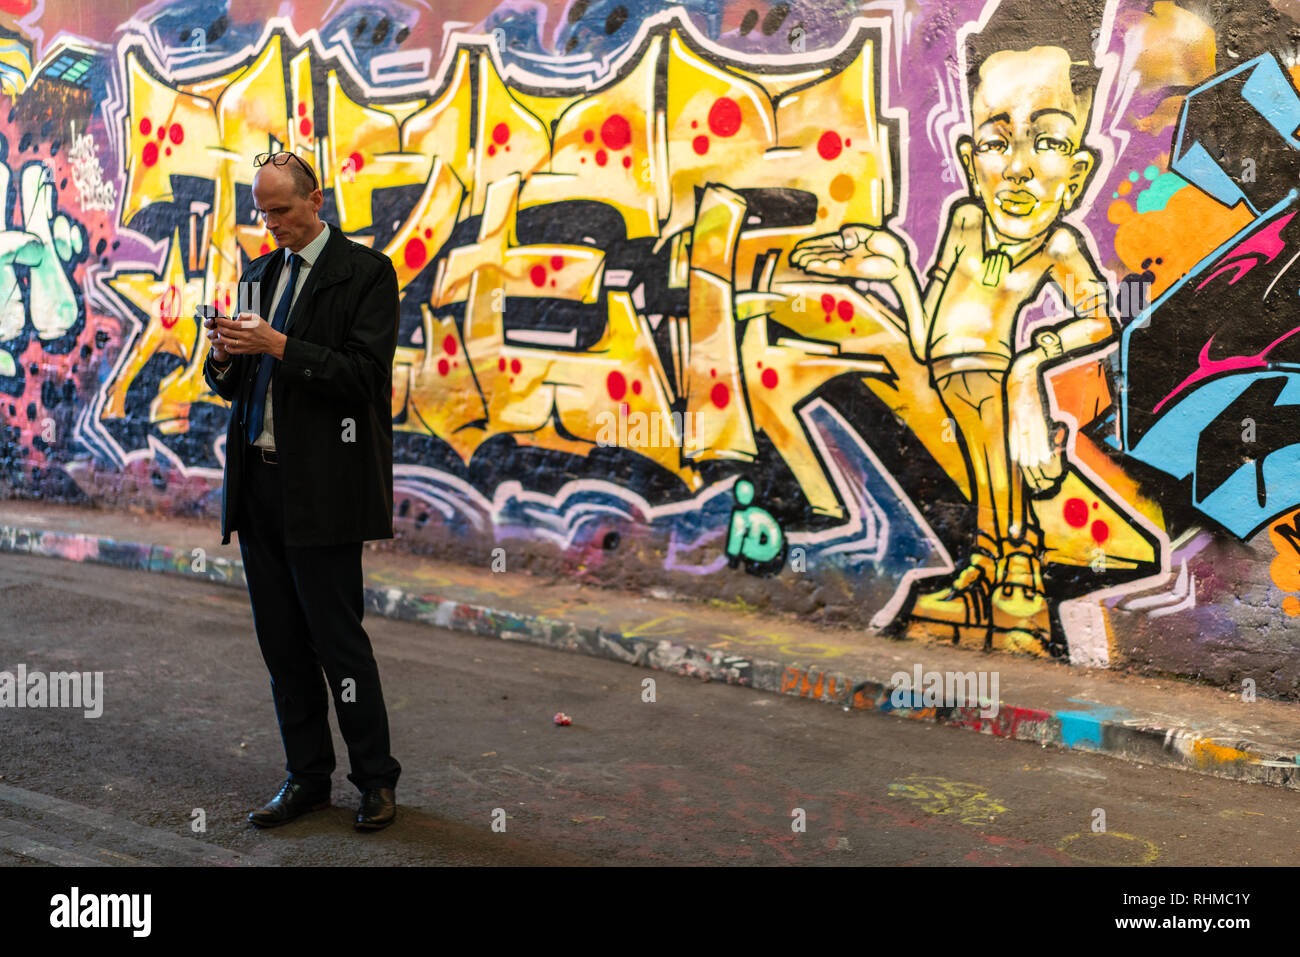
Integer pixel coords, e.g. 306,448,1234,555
202,151,402,831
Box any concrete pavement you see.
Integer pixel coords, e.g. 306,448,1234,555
1,498,1298,793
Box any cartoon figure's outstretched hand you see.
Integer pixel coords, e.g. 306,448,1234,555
790,224,907,283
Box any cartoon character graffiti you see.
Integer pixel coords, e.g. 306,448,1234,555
792,0,1117,652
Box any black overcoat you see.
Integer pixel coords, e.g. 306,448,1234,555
203,224,398,546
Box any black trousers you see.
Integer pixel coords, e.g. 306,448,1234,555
236,448,401,793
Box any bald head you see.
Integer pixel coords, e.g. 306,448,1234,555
255,155,316,199
252,159,324,253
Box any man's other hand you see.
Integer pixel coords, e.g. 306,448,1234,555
214,312,287,360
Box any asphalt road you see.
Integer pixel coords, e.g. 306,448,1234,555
0,552,1296,867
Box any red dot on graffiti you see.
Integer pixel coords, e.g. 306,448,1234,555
601,114,632,150
530,265,547,287
488,144,497,157
850,327,855,333
691,120,698,129
622,155,631,169
443,334,457,356
710,368,716,378
632,379,642,395
404,238,427,271
711,382,730,409
424,228,433,239
493,122,510,145
299,118,312,138
157,125,167,140
551,255,564,271
708,97,742,138
692,135,709,155
817,130,843,161
1064,497,1088,528
139,118,152,136
349,151,365,172
142,141,159,167
580,157,586,163
1092,501,1099,510
437,357,450,376
1091,520,1110,544
837,299,853,321
845,138,851,147
757,361,763,368
583,129,594,143
165,147,172,157
825,316,831,323
607,370,627,400
298,102,307,117
595,149,608,167
498,358,506,371
761,368,778,389
260,242,271,255
820,293,835,313
169,123,184,145
511,358,522,374
159,286,179,328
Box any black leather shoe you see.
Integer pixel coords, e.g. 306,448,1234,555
355,787,396,831
248,779,331,828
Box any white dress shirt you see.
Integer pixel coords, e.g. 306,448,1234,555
214,223,330,450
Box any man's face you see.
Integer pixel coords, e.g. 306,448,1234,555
959,47,1095,242
252,163,322,252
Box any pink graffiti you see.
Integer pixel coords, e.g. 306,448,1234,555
1152,324,1300,414
1195,213,1293,291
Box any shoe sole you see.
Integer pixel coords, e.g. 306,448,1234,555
354,813,396,832
248,799,331,828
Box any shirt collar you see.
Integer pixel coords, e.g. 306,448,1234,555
980,212,1046,269
287,222,330,267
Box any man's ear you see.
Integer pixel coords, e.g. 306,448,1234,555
1065,148,1096,212
956,135,976,193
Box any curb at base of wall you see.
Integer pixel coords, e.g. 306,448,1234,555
4,522,1299,793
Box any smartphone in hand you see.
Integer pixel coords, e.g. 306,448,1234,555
197,304,232,362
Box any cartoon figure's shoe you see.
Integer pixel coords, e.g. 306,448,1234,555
990,628,1052,657
911,538,996,642
990,540,1051,655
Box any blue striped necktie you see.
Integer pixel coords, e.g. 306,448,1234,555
245,252,302,446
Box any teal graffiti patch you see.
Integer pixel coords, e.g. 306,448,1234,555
1055,699,1132,750
1135,172,1187,214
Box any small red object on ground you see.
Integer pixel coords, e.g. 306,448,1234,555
553,712,572,726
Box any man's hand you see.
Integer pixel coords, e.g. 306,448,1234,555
791,224,909,283
202,315,231,363
212,312,287,360
1006,349,1067,494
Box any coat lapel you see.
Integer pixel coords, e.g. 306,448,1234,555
245,253,281,317
282,224,352,338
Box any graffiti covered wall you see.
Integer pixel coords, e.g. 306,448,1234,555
7,0,1300,694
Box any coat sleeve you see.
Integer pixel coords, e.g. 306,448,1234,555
276,258,398,406
203,351,246,401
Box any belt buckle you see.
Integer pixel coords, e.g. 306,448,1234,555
258,447,278,465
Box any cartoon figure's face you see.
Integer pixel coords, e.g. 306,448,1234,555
958,47,1096,242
